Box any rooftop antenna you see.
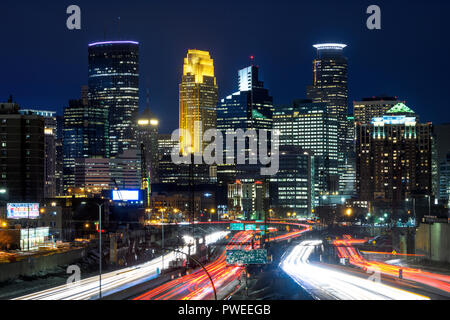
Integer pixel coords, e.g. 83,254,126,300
118,16,121,40
146,88,150,110
250,55,254,66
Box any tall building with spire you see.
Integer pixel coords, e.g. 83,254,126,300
88,41,139,158
307,43,348,186
179,49,218,154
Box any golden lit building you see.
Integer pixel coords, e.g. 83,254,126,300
179,49,218,154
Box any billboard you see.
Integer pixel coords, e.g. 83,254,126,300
7,203,40,219
112,190,140,201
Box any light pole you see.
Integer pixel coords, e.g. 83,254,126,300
81,201,104,299
161,207,166,272
97,202,104,299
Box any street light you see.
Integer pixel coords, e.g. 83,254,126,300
81,201,104,299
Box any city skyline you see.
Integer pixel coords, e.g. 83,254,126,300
1,0,449,133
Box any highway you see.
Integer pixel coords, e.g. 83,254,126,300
134,221,312,300
281,240,429,300
333,235,450,294
14,231,228,300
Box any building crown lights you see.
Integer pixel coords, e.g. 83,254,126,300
313,43,347,50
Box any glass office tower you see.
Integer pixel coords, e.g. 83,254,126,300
217,65,273,184
88,41,139,158
307,43,348,185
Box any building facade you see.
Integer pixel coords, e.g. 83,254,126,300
20,109,57,198
88,41,139,157
0,101,45,202
179,49,218,154
274,100,338,196
217,65,273,185
354,96,404,124
269,146,314,217
306,43,348,171
356,103,432,208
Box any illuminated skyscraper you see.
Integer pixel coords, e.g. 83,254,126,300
274,100,338,195
307,43,348,178
179,49,218,154
217,65,273,185
356,103,432,219
88,41,139,157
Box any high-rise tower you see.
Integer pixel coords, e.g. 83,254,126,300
179,49,218,154
88,41,139,157
307,43,348,177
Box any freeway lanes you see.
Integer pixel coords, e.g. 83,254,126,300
133,231,252,300
281,240,429,300
334,235,450,294
134,221,312,300
14,231,228,300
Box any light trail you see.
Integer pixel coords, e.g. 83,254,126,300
134,222,312,300
14,231,229,300
281,240,429,300
333,235,450,293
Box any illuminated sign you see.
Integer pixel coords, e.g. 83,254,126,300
230,223,244,231
372,115,416,125
226,249,268,265
245,224,256,230
112,190,140,201
7,203,40,219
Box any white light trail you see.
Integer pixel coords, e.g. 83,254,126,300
14,232,229,300
280,240,429,300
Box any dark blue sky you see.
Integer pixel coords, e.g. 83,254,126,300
1,0,449,132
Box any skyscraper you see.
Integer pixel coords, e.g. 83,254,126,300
88,41,139,157
217,65,273,185
356,103,432,217
306,43,348,182
179,49,218,154
274,100,338,195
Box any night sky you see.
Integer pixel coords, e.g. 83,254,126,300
1,0,449,133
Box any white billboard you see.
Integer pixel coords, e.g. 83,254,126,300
112,190,140,201
7,203,40,219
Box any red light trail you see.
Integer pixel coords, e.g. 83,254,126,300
134,221,311,300
333,235,450,293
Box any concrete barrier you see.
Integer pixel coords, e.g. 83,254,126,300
0,248,86,283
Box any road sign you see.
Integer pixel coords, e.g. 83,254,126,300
230,223,244,231
226,249,268,265
245,224,256,230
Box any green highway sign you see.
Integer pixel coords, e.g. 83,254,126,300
230,223,244,231
244,224,256,230
226,249,268,265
